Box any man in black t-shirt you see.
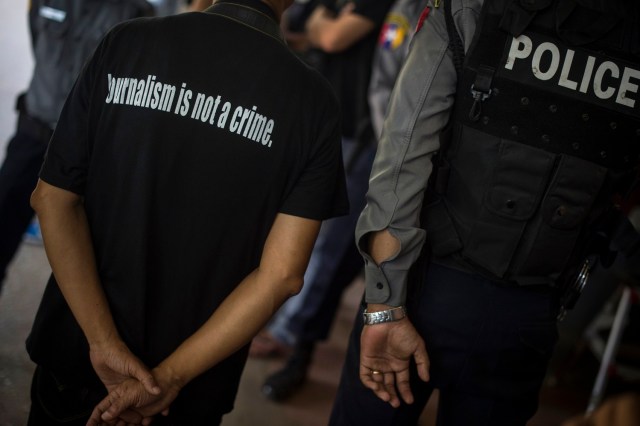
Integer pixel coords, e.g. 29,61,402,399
26,1,348,425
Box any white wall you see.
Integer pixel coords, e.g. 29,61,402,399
0,0,33,164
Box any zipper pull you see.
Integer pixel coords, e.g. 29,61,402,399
434,0,441,8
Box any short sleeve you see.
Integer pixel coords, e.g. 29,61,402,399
38,32,110,195
279,101,349,221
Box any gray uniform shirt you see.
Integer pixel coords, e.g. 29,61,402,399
356,0,483,306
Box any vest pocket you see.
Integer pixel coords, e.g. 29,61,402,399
463,141,555,278
510,155,607,280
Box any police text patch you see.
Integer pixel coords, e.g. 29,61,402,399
499,32,640,118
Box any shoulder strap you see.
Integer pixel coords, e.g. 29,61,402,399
433,0,467,187
444,0,465,76
205,2,285,45
444,0,494,123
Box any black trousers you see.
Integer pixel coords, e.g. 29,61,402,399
0,113,51,288
28,366,104,426
330,263,559,426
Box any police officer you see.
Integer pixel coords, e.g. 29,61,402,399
330,0,640,424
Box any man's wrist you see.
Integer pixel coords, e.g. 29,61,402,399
86,325,122,350
363,305,406,325
155,362,188,392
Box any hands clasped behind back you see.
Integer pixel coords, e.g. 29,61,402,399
87,369,180,426
87,340,178,425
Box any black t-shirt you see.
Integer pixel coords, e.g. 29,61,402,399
319,0,395,139
27,0,348,419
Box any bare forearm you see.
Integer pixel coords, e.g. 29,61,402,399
306,5,374,53
368,229,400,265
156,267,297,386
306,7,333,48
32,180,119,346
187,0,212,12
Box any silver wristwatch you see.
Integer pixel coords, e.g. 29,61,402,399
363,306,406,325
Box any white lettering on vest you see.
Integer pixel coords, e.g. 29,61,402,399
593,61,619,100
505,35,532,70
532,42,560,80
618,67,640,107
504,35,639,110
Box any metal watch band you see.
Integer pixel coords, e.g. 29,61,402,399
363,306,406,325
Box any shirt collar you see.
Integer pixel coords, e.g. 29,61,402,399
209,0,278,23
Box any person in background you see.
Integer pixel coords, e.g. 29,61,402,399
280,0,323,67
25,0,348,424
330,0,640,424
368,0,428,140
0,0,154,295
249,0,396,402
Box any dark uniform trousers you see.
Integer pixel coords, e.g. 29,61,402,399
0,101,52,287
330,263,559,426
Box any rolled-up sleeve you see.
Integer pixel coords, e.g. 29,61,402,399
356,0,481,306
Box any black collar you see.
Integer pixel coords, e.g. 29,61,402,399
207,0,278,23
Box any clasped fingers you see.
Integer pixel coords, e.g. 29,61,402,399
87,378,171,426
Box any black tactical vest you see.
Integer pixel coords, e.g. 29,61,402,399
425,0,640,287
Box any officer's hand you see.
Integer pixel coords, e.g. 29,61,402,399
359,317,430,407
